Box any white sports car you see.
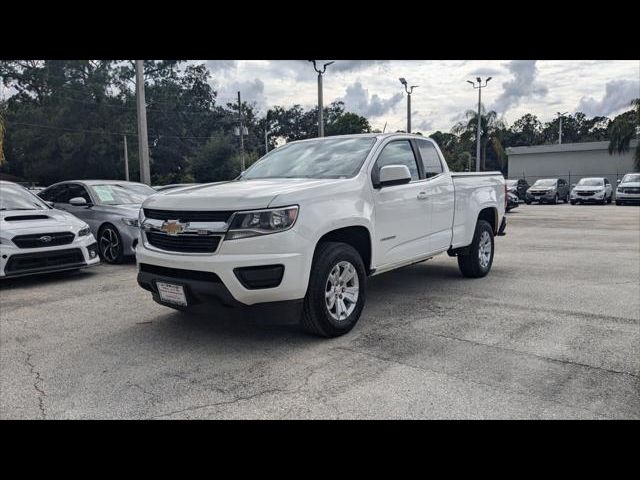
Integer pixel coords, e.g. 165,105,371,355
0,181,100,279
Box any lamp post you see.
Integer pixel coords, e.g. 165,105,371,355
467,77,492,171
308,60,335,137
557,111,568,144
399,77,418,133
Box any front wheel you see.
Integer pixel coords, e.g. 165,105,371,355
301,242,366,338
457,220,494,278
570,200,576,205
98,224,124,264
607,195,612,204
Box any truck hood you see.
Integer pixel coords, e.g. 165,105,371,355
142,178,344,211
0,208,86,234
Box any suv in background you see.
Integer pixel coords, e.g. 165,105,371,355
616,173,640,205
570,177,613,205
525,178,570,204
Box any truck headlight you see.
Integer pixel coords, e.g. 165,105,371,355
226,206,299,240
78,226,91,237
122,217,139,227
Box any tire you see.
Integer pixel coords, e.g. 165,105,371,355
525,200,531,205
564,193,570,203
570,200,576,205
616,200,622,206
98,224,125,264
600,196,606,205
457,220,494,278
301,241,366,338
607,195,612,204
552,194,559,204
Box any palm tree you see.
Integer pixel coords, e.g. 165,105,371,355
608,98,640,171
452,106,506,171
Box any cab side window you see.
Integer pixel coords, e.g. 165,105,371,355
372,140,420,186
417,140,444,178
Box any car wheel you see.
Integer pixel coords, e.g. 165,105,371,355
570,200,576,205
607,195,612,204
616,200,622,206
301,241,366,338
525,200,531,205
98,224,125,264
457,220,494,278
552,194,559,204
600,196,606,205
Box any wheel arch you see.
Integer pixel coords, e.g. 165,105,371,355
313,225,373,275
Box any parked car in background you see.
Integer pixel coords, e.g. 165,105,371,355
38,180,156,264
136,133,506,337
153,183,200,192
1,181,100,279
506,191,519,212
616,173,640,205
570,177,613,205
525,178,570,204
506,178,529,200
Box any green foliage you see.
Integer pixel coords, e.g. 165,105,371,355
608,98,639,170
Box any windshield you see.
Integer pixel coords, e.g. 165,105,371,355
577,178,604,186
242,137,377,180
533,179,557,187
621,174,640,184
89,184,156,205
0,183,51,211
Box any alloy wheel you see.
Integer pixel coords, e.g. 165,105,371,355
99,227,121,263
325,261,359,322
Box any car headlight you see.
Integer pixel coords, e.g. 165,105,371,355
78,226,91,237
225,206,299,240
122,217,139,227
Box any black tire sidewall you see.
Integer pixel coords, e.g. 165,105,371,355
306,243,366,336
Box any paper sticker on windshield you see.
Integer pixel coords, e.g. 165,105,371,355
94,185,115,202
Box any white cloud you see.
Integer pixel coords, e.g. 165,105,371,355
491,60,548,112
576,79,640,117
338,82,403,118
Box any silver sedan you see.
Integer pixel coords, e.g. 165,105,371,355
38,180,157,263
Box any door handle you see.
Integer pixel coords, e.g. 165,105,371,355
417,192,428,200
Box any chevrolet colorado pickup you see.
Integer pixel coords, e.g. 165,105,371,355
136,133,506,337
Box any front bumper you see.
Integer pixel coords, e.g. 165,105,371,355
571,190,606,202
616,191,640,202
526,191,555,202
0,235,100,278
135,228,312,306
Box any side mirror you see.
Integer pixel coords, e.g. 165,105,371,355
378,165,412,187
69,197,90,207
617,179,621,184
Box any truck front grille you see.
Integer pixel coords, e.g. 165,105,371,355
145,232,222,253
12,231,75,249
143,209,234,223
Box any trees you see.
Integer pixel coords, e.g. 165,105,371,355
452,107,507,172
608,98,640,170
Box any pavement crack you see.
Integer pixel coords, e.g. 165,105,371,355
150,388,286,419
426,332,640,379
22,351,47,419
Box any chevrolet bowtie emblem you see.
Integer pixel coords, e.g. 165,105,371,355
160,220,186,235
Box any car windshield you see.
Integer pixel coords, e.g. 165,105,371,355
0,183,51,211
533,179,557,187
577,178,604,186
242,137,377,180
621,174,640,184
89,184,156,205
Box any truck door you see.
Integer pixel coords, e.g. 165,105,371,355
371,139,431,266
415,139,455,252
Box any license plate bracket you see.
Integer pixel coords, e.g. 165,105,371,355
156,281,188,306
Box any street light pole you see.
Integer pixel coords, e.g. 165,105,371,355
237,91,245,171
399,78,418,133
309,60,334,137
467,77,492,172
135,60,151,185
557,111,568,144
123,135,129,181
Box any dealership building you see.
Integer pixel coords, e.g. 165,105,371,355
506,140,638,185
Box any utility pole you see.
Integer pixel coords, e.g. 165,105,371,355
467,77,492,171
308,60,335,137
123,135,130,181
557,111,568,144
399,78,418,133
135,60,151,185
237,91,245,171
264,129,269,154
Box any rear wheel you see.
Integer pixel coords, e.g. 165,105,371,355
457,220,494,278
301,242,366,338
98,224,124,264
570,200,576,205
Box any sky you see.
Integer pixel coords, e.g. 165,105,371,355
197,60,640,134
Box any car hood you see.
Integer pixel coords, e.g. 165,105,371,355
619,182,640,188
0,208,86,234
142,178,346,211
573,185,604,191
91,203,142,217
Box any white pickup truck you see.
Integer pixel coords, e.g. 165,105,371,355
136,133,506,337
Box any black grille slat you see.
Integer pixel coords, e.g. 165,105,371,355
5,248,85,275
12,232,75,249
144,209,233,223
139,263,222,283
146,232,221,253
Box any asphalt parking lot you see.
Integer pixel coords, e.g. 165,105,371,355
1,204,638,419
